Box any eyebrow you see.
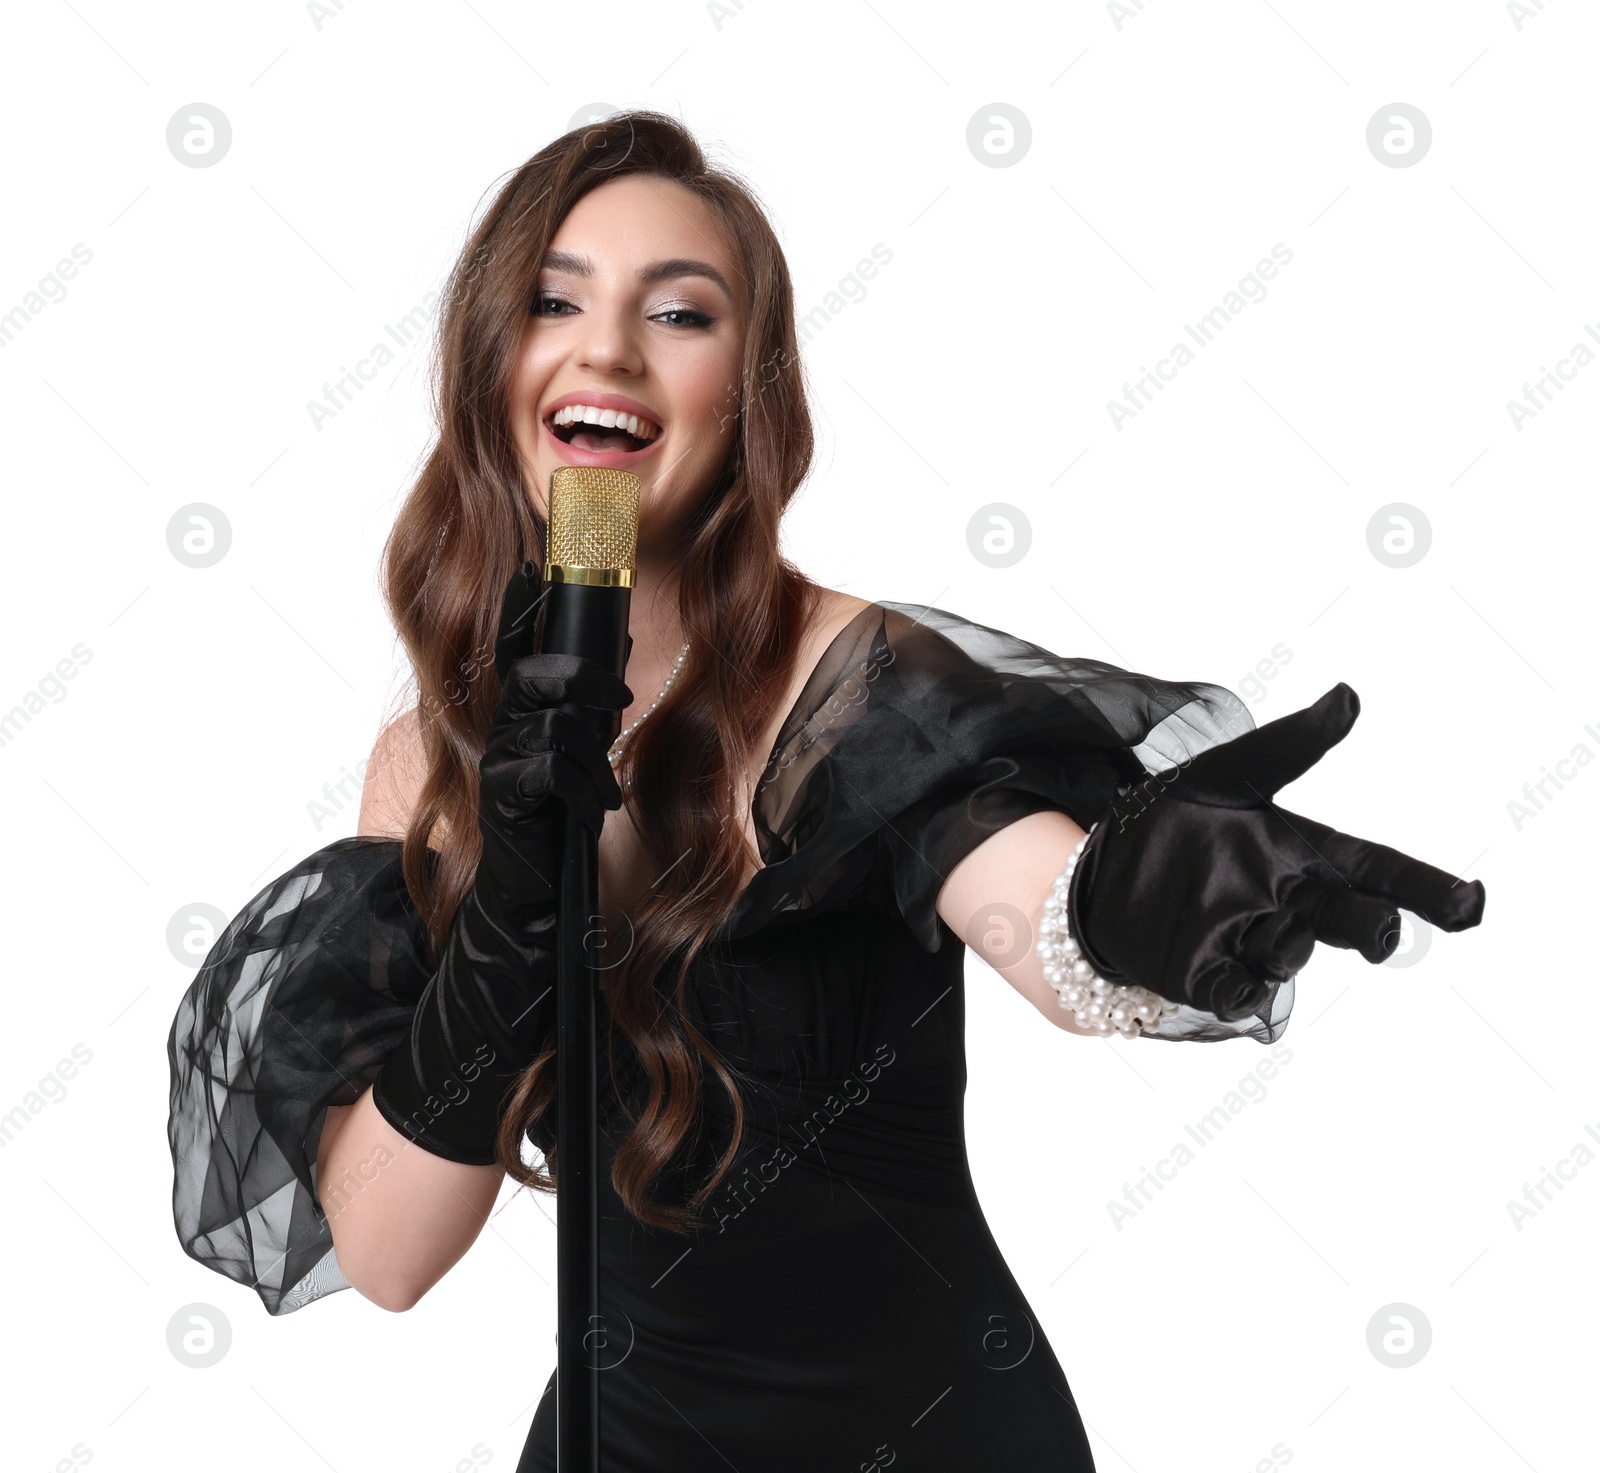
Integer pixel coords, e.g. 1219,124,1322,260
538,250,736,302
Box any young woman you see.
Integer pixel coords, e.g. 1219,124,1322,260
167,111,1485,1471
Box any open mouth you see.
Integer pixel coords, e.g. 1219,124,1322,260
546,402,662,455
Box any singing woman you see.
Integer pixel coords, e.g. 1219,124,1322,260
167,109,1485,1471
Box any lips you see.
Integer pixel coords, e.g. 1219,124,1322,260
542,419,662,469
541,390,664,469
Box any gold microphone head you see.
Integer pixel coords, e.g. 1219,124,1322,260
544,466,641,587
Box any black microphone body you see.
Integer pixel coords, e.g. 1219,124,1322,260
541,581,632,746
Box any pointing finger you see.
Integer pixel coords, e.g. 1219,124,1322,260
1299,820,1486,931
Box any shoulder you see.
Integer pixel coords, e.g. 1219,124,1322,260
750,590,876,785
811,587,875,635
805,589,876,655
775,588,878,712
358,707,427,840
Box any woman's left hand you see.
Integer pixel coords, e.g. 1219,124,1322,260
1067,683,1486,1021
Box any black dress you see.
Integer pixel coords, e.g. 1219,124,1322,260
167,600,1293,1471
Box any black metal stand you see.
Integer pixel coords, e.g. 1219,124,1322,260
545,580,630,1472
555,805,600,1471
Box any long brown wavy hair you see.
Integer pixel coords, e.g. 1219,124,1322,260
378,111,827,1232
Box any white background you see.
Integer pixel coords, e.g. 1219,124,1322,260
1,2,1591,1469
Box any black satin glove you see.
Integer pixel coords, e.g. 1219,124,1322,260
1067,683,1486,1022
369,562,630,1163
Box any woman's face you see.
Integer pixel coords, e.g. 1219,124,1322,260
508,173,748,549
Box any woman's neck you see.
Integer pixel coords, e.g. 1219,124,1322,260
624,545,691,688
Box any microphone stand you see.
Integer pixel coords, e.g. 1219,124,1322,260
540,479,635,1473
554,787,602,1473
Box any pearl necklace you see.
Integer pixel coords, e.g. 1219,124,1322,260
607,639,691,793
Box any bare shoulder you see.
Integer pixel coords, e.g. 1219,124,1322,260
807,588,875,655
357,706,427,840
744,589,874,810
787,586,875,702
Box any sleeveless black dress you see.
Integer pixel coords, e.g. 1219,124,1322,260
167,600,1293,1471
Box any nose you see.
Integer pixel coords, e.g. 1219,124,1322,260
573,296,644,377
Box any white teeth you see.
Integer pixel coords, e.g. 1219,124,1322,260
550,403,660,439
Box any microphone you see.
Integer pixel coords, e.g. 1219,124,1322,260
539,463,641,740
539,463,640,1473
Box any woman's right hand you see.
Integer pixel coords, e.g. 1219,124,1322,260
368,568,632,1166
471,558,632,914
483,652,631,839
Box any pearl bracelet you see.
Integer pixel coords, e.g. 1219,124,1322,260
1036,824,1179,1039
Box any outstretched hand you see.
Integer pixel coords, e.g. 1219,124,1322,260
1068,683,1486,1022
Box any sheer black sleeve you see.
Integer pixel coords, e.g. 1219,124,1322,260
165,836,436,1315
725,600,1293,1044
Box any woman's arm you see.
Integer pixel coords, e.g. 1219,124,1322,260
937,685,1485,1040
316,1083,503,1312
315,713,504,1312
936,809,1099,1036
